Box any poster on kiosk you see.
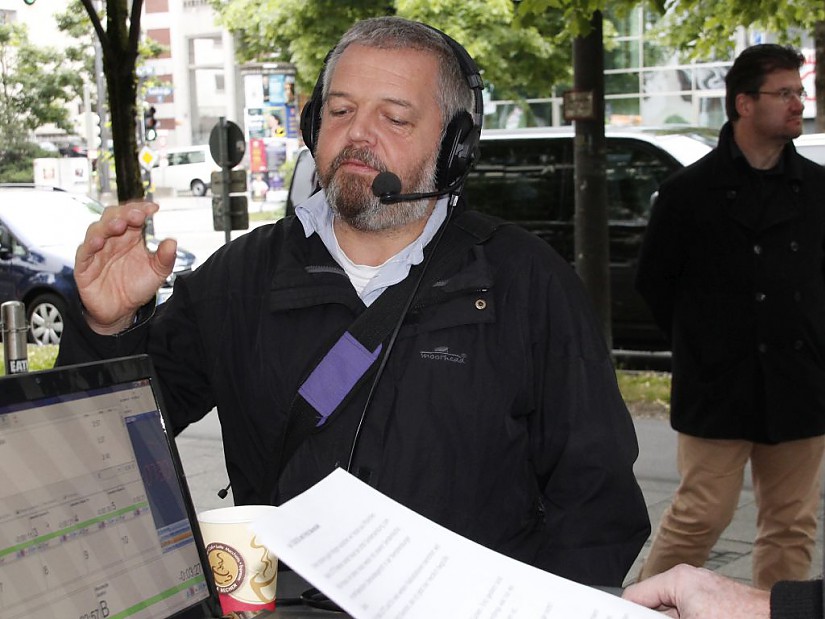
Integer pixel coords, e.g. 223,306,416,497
242,68,300,204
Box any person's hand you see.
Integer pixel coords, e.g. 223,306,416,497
622,564,770,618
74,200,177,335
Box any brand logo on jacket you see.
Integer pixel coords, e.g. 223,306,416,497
419,346,467,364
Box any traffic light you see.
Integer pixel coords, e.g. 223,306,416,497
87,112,101,149
143,106,158,142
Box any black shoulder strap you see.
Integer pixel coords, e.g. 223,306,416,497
274,211,503,494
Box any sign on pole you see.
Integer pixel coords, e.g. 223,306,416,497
139,146,158,171
209,118,248,240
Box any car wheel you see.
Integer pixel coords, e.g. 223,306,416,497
191,179,208,196
27,293,66,346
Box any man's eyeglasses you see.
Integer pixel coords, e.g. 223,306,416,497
748,88,807,104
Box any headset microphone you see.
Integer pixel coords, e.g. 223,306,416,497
371,171,463,204
217,482,231,499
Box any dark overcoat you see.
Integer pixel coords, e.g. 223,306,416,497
636,122,825,443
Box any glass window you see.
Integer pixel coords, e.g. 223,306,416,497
606,71,641,96
605,39,641,71
465,138,573,222
606,139,680,222
606,97,641,124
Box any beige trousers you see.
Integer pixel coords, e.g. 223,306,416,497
638,433,825,589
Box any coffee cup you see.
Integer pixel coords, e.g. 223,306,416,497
197,505,279,617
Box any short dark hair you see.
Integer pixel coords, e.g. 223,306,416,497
322,16,473,136
725,44,804,121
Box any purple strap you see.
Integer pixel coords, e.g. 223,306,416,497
298,332,382,426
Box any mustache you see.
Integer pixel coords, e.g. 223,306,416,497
329,146,388,175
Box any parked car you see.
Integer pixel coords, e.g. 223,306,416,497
0,185,196,345
57,141,89,158
150,145,219,196
285,125,718,351
793,132,825,165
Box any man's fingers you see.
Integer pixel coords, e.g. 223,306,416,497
152,238,178,276
622,575,677,611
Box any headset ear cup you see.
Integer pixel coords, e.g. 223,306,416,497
435,111,477,190
300,94,322,155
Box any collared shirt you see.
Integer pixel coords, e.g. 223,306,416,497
728,132,790,229
295,190,448,306
728,132,788,176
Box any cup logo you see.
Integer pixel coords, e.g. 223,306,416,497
249,536,278,602
206,542,245,594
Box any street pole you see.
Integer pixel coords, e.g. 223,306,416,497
83,81,95,198
218,117,231,245
94,33,111,195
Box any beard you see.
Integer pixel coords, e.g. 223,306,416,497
319,145,438,232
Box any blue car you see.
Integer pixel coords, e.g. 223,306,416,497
0,185,195,345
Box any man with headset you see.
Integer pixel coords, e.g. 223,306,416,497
58,16,649,586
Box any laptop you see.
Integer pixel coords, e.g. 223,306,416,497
0,354,253,619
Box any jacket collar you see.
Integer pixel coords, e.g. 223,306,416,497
710,121,803,230
267,206,495,315
268,219,362,313
709,121,804,185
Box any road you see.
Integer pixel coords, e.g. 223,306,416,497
149,194,279,267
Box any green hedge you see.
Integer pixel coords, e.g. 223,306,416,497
0,345,59,375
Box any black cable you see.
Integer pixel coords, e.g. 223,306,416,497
345,197,458,473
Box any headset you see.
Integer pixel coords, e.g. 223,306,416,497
299,23,485,197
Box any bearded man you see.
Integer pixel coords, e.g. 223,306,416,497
58,16,649,587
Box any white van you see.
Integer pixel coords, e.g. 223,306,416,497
151,145,219,196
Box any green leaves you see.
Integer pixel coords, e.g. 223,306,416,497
654,0,825,60
212,0,576,102
0,23,79,142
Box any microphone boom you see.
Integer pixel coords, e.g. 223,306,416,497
371,170,460,204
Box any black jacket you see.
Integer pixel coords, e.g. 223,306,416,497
58,208,650,586
771,579,824,618
636,123,825,443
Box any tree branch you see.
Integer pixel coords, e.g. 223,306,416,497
128,0,144,55
79,0,110,54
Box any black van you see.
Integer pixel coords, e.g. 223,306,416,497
285,126,717,351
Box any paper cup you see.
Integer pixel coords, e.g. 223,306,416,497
198,505,279,616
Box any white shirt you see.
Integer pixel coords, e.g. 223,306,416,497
295,191,448,306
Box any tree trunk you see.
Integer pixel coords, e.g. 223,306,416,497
105,1,143,202
573,11,612,349
81,0,144,203
104,51,143,202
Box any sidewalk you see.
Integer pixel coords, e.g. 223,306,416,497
626,416,825,588
175,411,825,589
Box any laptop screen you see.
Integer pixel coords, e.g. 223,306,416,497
0,356,221,619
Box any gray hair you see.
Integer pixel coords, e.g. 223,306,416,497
321,16,474,137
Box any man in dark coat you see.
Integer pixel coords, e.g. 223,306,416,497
635,43,825,589
57,17,650,586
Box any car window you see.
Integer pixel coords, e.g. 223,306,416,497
606,139,680,222
465,135,681,225
0,192,103,248
465,138,573,221
163,150,208,167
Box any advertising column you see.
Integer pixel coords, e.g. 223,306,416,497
241,64,300,205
